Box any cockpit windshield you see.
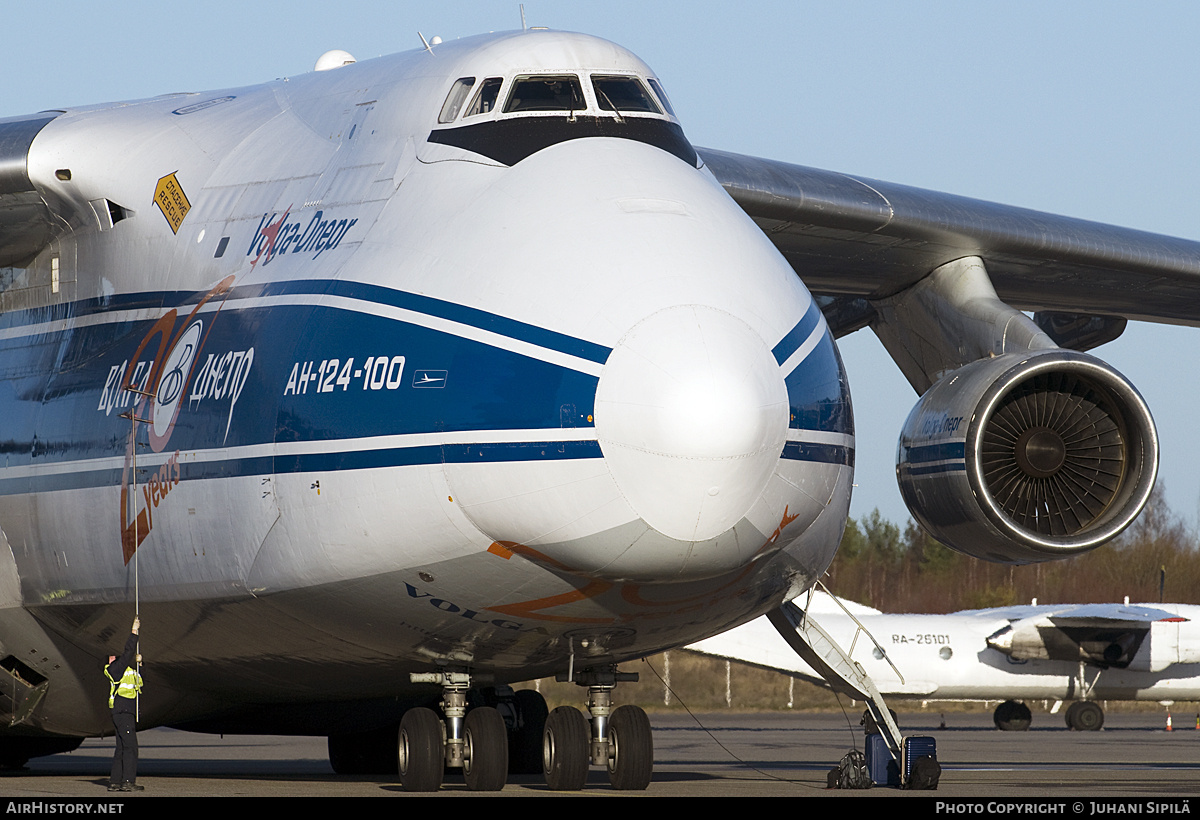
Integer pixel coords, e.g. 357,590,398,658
466,78,504,117
647,79,676,117
503,75,587,113
592,76,661,114
428,65,696,167
438,77,476,123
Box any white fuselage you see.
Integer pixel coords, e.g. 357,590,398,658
688,598,1200,703
0,31,854,737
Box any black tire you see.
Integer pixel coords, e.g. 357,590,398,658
607,704,653,790
1064,701,1082,729
1072,702,1104,731
543,706,589,791
463,707,509,791
510,689,549,774
398,707,444,792
994,700,1032,731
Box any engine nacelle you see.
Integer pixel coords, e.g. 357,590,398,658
896,350,1158,564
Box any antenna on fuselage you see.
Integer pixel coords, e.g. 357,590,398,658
520,4,527,30
418,32,441,54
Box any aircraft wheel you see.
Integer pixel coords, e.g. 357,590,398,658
607,704,653,790
1064,701,1081,729
543,705,589,791
993,700,1032,731
463,706,508,791
1071,701,1104,731
398,707,444,792
509,689,549,774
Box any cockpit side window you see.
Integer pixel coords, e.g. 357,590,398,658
647,79,677,117
591,75,661,114
465,77,504,117
438,77,476,123
503,75,587,113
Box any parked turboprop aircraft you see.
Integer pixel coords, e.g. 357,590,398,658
0,26,1196,790
688,591,1200,731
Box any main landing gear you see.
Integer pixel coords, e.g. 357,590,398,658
1064,701,1104,731
993,700,1032,731
400,671,511,792
543,665,653,791
990,699,1105,731
394,665,651,792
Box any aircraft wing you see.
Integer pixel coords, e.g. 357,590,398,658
984,602,1194,670
700,147,1200,334
961,603,1186,624
1039,603,1187,627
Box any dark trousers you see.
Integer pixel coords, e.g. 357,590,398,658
110,709,137,785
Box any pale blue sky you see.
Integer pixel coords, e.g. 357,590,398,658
6,1,1200,531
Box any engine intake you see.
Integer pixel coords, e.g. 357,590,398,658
896,350,1158,564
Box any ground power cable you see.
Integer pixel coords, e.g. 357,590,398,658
640,656,860,788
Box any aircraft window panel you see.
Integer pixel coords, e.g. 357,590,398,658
466,78,504,117
648,79,677,117
592,75,661,115
438,77,476,123
503,75,587,113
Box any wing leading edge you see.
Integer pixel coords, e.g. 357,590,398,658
0,114,64,269
701,147,1200,331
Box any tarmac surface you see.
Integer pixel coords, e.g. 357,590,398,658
2,711,1199,799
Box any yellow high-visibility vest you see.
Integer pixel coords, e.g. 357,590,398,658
104,665,143,708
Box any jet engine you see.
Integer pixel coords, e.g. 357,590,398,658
896,349,1157,564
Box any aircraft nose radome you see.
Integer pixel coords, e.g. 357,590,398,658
595,305,789,543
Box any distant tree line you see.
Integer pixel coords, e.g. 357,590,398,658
826,486,1200,612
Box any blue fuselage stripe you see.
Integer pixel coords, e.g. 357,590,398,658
0,279,613,366
771,299,823,365
780,441,854,467
230,280,614,365
0,279,853,498
0,438,856,496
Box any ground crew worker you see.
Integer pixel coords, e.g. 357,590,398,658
105,616,143,792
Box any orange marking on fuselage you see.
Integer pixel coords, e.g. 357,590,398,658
249,207,291,269
757,504,801,554
487,542,514,559
491,540,577,573
481,540,614,623
118,276,237,564
485,581,615,624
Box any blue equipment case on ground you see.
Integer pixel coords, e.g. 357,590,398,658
902,735,938,784
864,732,899,786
